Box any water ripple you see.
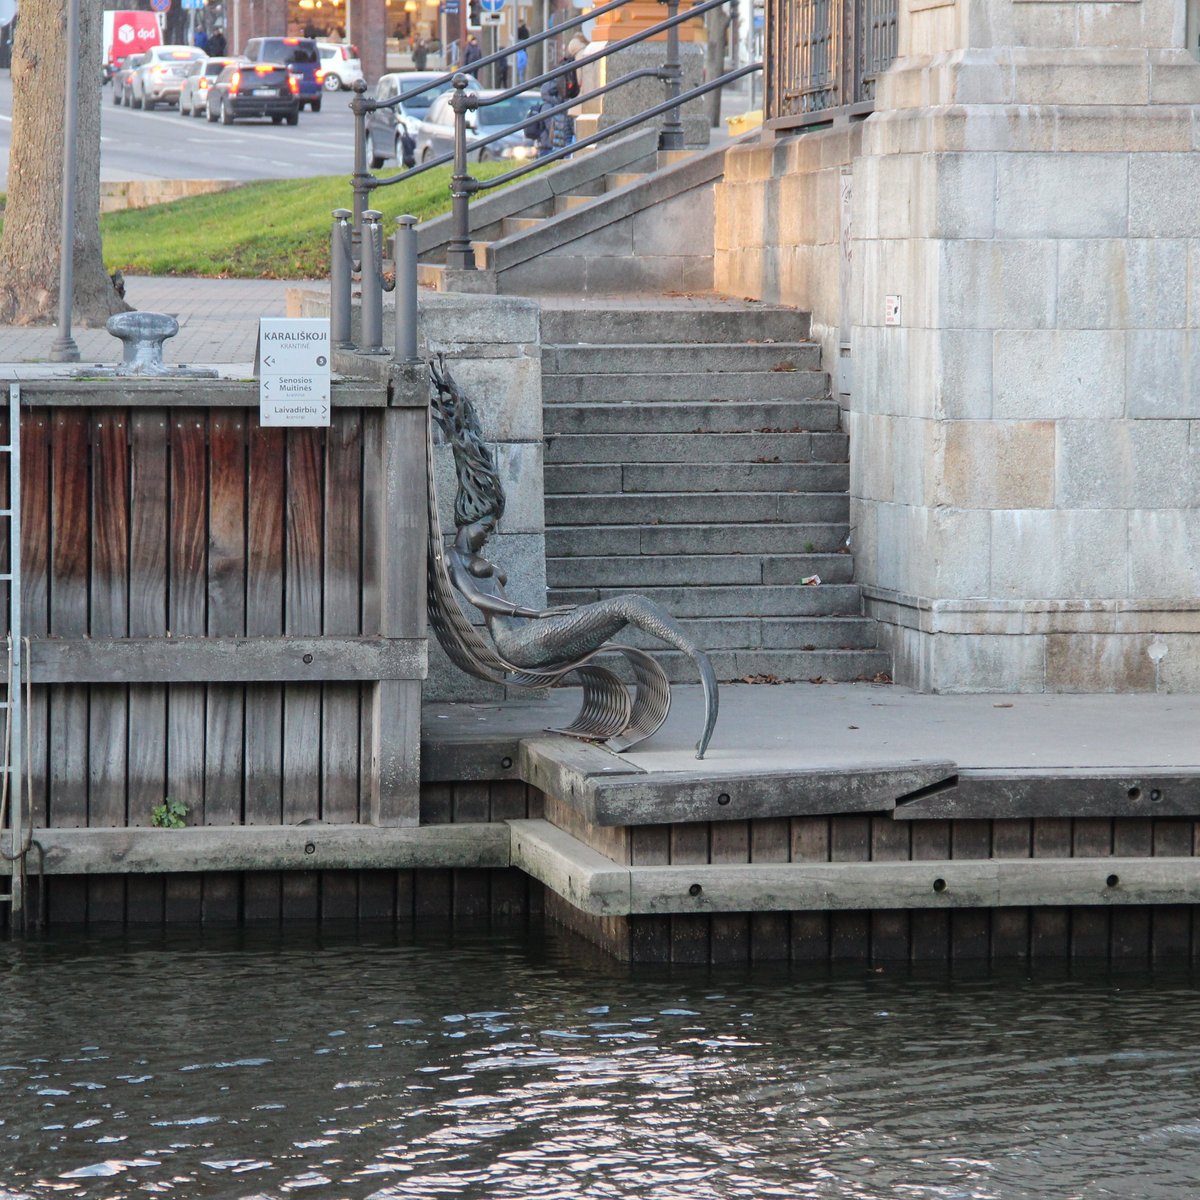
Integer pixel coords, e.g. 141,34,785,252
3,929,1200,1198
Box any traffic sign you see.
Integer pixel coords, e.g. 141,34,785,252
481,11,503,22
441,0,460,13
257,318,331,428
480,0,505,10
149,0,170,12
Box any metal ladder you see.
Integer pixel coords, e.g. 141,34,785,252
1,382,24,920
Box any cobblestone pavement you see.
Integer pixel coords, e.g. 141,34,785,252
0,276,306,367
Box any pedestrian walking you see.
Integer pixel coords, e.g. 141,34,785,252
562,34,587,100
412,35,428,70
532,73,573,159
515,45,528,83
207,26,227,56
462,34,483,75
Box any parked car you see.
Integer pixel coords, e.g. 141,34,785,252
241,37,324,110
206,60,300,125
129,44,208,109
111,52,147,106
366,71,453,169
414,88,540,165
178,56,242,117
316,42,363,91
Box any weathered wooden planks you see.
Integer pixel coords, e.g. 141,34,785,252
11,401,424,921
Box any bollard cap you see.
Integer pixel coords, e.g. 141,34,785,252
363,209,383,222
332,208,352,220
396,214,418,228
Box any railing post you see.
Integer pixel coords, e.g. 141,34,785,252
393,215,420,363
445,74,477,272
360,209,387,355
659,0,685,150
350,79,371,251
330,208,355,350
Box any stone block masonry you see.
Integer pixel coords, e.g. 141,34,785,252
718,0,1200,692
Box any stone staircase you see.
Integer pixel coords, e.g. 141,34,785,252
540,302,892,684
417,128,726,295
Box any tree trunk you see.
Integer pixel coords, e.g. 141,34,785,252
0,0,128,326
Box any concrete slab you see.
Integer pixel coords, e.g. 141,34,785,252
422,681,1200,823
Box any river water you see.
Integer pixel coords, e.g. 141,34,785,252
1,924,1198,1199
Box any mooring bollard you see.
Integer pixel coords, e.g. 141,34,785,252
360,209,387,355
330,208,354,350
393,215,419,363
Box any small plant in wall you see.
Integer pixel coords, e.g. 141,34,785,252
151,798,189,829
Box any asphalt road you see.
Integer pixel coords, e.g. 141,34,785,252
0,70,362,188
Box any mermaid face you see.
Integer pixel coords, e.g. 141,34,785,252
457,514,496,555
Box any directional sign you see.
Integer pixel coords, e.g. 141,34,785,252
257,318,331,427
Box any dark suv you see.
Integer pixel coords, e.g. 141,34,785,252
242,37,323,110
207,61,300,125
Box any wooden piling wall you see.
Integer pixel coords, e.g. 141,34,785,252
5,384,427,928
543,797,1200,964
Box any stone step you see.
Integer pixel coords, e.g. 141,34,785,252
543,400,842,435
545,491,850,526
608,615,881,652
501,216,544,236
542,342,823,375
604,171,650,189
544,462,851,495
553,193,597,213
546,522,848,558
547,552,856,588
544,431,849,465
598,647,893,685
540,305,811,346
543,370,828,404
549,582,866,618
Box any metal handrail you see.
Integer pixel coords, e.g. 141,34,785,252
473,61,761,191
349,0,735,230
333,0,756,351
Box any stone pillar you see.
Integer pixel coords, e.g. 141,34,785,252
575,0,711,146
851,0,1200,691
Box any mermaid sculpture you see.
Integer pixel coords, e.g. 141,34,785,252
428,358,718,759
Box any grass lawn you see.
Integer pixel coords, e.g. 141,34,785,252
100,165,510,280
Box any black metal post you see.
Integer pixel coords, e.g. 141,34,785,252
445,74,477,272
330,208,354,350
360,210,387,355
393,215,420,363
659,0,684,150
350,79,371,247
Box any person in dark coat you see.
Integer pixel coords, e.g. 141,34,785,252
462,34,482,75
533,74,573,158
207,27,227,56
412,36,428,70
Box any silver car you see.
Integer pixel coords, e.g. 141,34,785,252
413,88,540,165
366,71,453,169
178,56,241,117
130,45,208,109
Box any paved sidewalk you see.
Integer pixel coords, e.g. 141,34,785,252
0,276,306,367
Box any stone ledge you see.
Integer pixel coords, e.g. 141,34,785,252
863,587,1200,635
